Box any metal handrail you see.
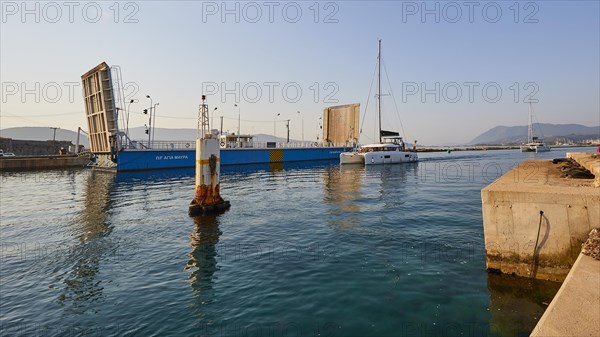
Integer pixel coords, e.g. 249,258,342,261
127,140,334,150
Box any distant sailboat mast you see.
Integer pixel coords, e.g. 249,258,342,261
520,100,550,152
378,39,382,143
527,100,533,143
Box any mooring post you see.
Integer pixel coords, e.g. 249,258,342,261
189,95,230,216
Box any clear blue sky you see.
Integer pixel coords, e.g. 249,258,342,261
1,1,598,144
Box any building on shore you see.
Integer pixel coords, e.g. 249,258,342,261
0,137,83,156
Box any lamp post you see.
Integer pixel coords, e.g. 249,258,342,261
274,113,280,144
234,104,240,147
297,110,304,143
146,95,153,148
126,99,136,148
152,102,159,145
50,127,60,154
211,107,217,130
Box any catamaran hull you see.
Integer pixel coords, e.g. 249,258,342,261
520,144,551,153
364,151,418,164
340,149,418,165
340,152,365,164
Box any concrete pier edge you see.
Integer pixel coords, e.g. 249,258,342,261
530,252,600,337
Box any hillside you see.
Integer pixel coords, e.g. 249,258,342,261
4,124,597,148
0,127,89,147
469,123,599,145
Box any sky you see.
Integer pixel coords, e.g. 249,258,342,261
1,0,599,145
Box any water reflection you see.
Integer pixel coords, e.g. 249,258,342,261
269,162,284,172
185,215,222,301
323,165,364,228
222,160,339,175
56,170,116,313
323,163,419,229
365,162,418,207
486,273,561,337
115,168,194,184
363,161,418,184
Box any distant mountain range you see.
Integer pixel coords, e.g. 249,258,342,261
469,123,599,145
3,124,597,147
0,127,89,147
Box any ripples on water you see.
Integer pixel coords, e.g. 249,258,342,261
0,149,580,336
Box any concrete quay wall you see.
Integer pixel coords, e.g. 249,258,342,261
0,155,90,171
481,154,600,282
530,253,600,337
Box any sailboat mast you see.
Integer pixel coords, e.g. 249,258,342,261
528,100,533,143
378,39,382,143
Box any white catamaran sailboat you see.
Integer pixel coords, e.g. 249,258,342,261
520,101,550,153
340,40,418,165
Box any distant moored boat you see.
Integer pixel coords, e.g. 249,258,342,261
520,101,550,153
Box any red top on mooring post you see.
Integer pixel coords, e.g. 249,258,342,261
202,95,206,101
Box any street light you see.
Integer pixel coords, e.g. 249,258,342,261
234,104,240,147
50,127,60,154
297,110,304,143
274,113,281,143
126,99,136,148
152,102,160,145
211,107,218,131
146,95,153,148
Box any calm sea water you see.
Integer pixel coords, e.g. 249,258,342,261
2,148,590,337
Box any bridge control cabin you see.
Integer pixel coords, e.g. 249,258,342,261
219,134,254,149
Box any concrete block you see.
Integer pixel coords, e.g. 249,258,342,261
482,156,599,281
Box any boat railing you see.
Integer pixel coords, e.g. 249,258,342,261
253,142,325,148
127,140,195,150
126,140,333,150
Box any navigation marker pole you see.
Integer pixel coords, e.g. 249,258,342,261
189,95,230,216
